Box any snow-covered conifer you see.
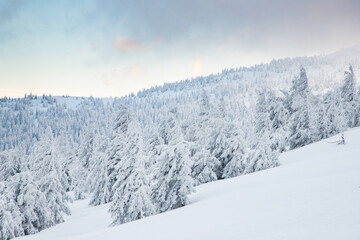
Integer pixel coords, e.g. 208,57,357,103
0,182,23,240
340,65,357,128
209,97,244,179
145,133,162,177
87,135,110,206
288,67,312,149
0,149,23,181
242,90,280,174
244,138,279,174
323,91,346,135
71,128,95,200
152,108,194,213
31,129,71,225
190,90,220,185
109,106,154,225
221,131,246,178
9,172,51,234
267,91,288,152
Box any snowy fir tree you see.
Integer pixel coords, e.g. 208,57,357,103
207,96,246,179
243,135,279,174
30,129,71,225
0,182,23,240
221,133,246,178
190,90,220,185
107,105,132,199
87,135,111,206
322,91,345,136
71,128,96,200
244,92,279,174
340,65,358,128
8,172,51,235
145,133,161,177
108,106,154,225
152,108,195,213
266,90,288,152
233,90,279,175
0,149,23,181
288,67,312,149
219,112,247,179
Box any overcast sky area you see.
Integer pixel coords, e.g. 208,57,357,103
1,0,360,98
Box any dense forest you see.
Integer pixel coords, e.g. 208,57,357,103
1,48,360,239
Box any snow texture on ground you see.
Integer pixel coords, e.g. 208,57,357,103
17,128,360,240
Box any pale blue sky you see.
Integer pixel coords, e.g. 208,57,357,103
1,0,360,98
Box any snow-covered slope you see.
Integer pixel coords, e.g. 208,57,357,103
17,128,360,240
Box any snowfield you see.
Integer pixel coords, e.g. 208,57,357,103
17,129,360,240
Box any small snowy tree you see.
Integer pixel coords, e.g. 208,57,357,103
221,117,246,178
244,139,279,174
221,133,246,178
244,123,279,174
0,149,23,181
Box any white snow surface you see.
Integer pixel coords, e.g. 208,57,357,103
17,128,360,240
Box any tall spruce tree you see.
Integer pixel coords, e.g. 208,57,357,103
191,90,220,185
288,67,312,149
243,90,279,174
87,135,110,206
108,106,154,225
340,65,358,128
71,128,95,200
31,129,71,225
9,172,51,235
0,182,23,240
152,108,194,213
209,97,245,179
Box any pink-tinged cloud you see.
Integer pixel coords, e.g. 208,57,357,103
114,36,144,52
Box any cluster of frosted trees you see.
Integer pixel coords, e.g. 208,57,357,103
84,65,359,227
286,66,359,148
1,62,359,239
0,129,72,240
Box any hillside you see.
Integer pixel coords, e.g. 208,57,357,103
2,47,360,240
1,47,360,152
17,128,360,240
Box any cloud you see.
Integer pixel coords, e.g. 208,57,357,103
114,36,144,52
99,0,360,55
